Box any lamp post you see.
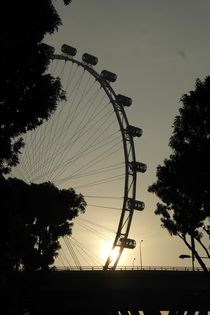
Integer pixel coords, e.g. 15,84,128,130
132,258,136,268
140,240,143,269
179,254,210,259
191,236,195,272
179,254,194,271
179,254,210,271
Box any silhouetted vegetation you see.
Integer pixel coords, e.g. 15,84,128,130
149,77,210,274
0,0,87,278
0,177,86,273
0,1,71,174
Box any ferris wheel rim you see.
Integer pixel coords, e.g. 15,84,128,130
51,50,139,270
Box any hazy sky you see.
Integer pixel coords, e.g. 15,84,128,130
43,0,210,268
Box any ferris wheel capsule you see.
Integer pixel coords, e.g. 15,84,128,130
126,125,143,138
116,94,132,107
61,44,77,57
118,237,136,249
100,70,117,82
127,198,145,211
129,161,147,173
82,53,98,66
42,44,55,57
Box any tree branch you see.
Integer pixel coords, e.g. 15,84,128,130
177,233,209,277
195,236,210,258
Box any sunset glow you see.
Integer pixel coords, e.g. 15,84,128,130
101,241,120,266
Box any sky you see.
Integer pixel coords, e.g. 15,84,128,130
41,0,210,269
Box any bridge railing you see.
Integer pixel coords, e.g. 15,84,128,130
54,265,204,272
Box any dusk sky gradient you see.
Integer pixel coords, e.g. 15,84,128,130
44,0,210,268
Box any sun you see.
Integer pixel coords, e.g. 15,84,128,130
101,241,120,265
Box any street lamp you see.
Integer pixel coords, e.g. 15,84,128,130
140,240,143,269
132,258,136,268
179,254,191,259
179,254,210,271
179,254,210,259
179,253,194,271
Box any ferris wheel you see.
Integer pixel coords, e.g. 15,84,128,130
10,44,146,270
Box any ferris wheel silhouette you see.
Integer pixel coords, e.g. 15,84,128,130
10,44,146,270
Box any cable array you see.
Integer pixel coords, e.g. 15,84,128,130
10,56,126,268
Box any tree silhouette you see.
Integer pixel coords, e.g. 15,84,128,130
0,177,86,272
0,2,87,313
0,1,71,174
148,77,210,274
0,0,88,273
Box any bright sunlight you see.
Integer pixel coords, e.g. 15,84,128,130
101,241,120,266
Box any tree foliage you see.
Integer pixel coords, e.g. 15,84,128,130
0,1,71,174
148,77,210,273
0,177,86,272
0,0,88,275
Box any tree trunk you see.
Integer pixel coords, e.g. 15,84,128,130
179,234,210,278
